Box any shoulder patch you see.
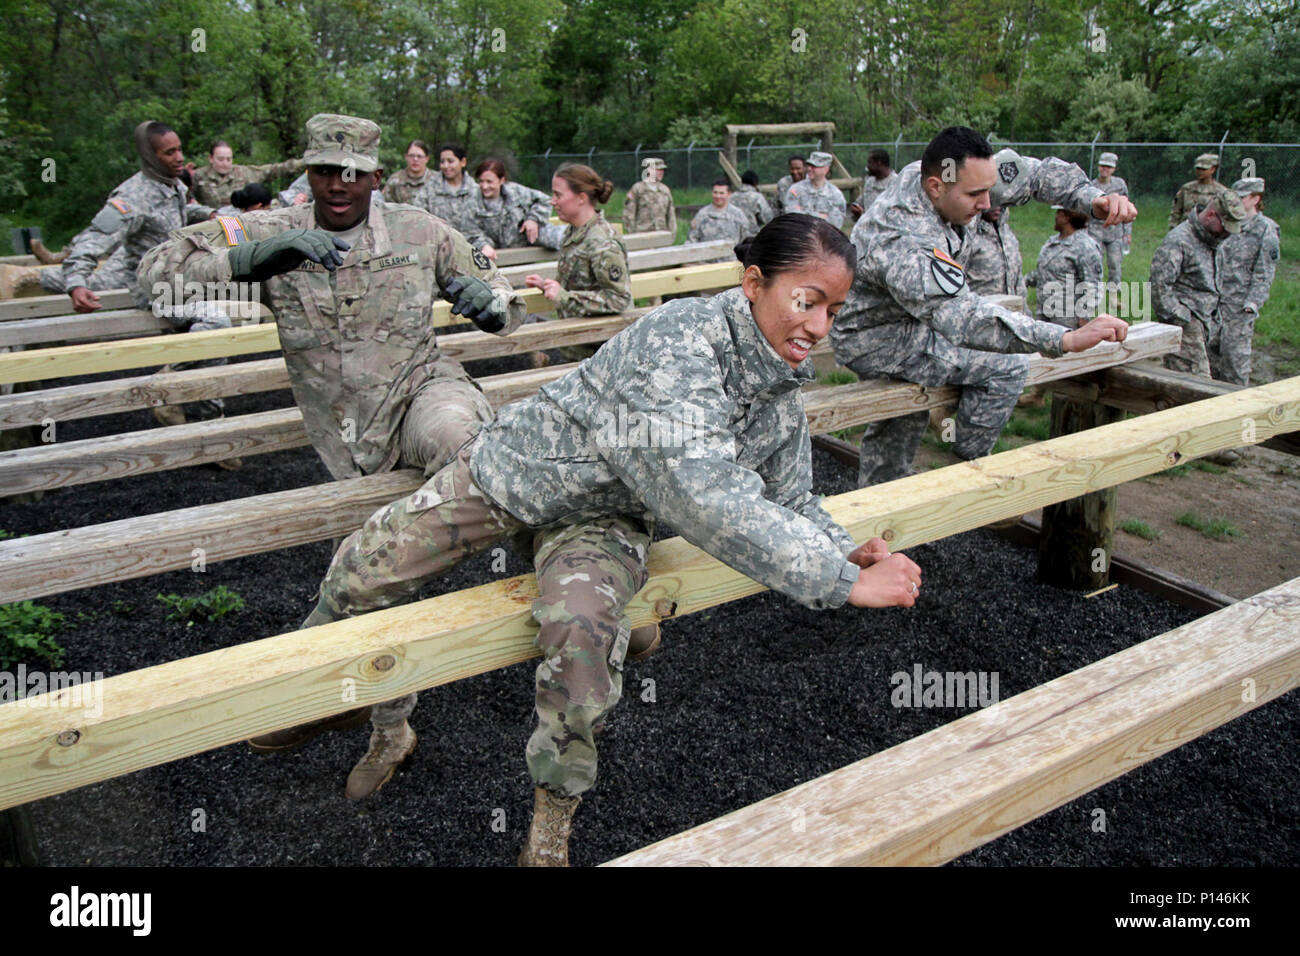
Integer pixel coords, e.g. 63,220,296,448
929,247,965,296
609,264,622,282
215,216,248,246
998,162,1018,185
471,248,491,270
108,197,133,215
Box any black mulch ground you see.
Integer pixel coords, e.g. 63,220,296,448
2,353,1295,867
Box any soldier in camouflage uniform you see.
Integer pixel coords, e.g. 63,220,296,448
850,149,897,219
525,164,631,366
381,139,433,206
409,142,478,233
1169,154,1232,231
787,151,847,228
731,170,775,230
460,158,552,258
622,157,677,235
140,113,527,799
964,206,1025,298
190,140,304,209
1087,152,1130,283
774,155,806,215
1215,178,1281,385
688,179,756,257
1151,190,1249,378
830,127,1135,487
1025,206,1104,328
303,216,923,864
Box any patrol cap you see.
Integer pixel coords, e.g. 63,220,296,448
806,151,833,168
1194,153,1220,169
641,157,667,170
1211,190,1248,233
1097,152,1118,167
302,113,381,172
1232,177,1265,196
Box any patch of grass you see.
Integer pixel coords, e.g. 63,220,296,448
1175,511,1244,541
0,601,67,669
816,369,858,386
156,585,246,626
1190,459,1228,474
1004,405,1051,441
829,425,865,443
1119,518,1161,540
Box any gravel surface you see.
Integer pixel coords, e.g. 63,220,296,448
3,355,1295,867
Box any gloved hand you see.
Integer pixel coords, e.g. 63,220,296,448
446,275,507,333
227,230,350,281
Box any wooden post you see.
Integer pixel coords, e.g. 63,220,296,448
1037,392,1124,589
0,805,39,865
724,128,737,172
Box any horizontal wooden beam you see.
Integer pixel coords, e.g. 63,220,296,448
494,230,671,267
1,376,1294,811
498,240,731,286
603,575,1300,866
0,289,137,322
725,122,835,136
0,263,741,383
0,300,272,350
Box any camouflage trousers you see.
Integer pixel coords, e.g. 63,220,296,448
1099,239,1124,285
158,301,240,420
306,440,650,797
848,346,1030,486
1160,316,1216,378
1210,308,1255,386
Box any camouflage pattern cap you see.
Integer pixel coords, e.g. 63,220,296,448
806,151,833,168
1194,153,1220,169
1212,190,1248,233
1097,152,1118,167
1232,177,1265,196
641,157,667,170
303,113,381,172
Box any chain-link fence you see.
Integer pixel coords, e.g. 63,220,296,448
517,141,1299,209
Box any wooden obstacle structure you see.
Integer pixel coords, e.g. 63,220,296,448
721,122,861,200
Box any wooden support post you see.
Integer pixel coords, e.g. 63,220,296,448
1037,393,1124,589
724,128,738,172
0,805,39,865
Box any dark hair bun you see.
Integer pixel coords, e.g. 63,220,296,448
597,179,614,204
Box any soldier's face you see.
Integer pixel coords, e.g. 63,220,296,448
790,160,805,181
1196,166,1216,182
981,206,1002,224
712,185,730,207
479,170,504,199
405,147,428,176
1243,193,1262,214
807,163,829,184
1054,209,1070,233
743,260,852,370
654,167,666,181
550,175,588,223
1097,164,1114,180
1198,203,1227,237
211,146,234,174
308,164,374,230
440,150,466,181
153,132,185,177
927,157,995,226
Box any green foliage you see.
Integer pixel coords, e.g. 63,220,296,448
663,111,728,149
0,601,66,669
1119,519,1160,541
1175,512,1243,541
156,585,245,625
817,369,858,386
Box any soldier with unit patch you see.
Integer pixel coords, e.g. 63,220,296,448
688,178,757,257
829,126,1135,487
139,113,527,799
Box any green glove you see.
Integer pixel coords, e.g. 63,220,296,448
446,275,507,333
227,230,350,282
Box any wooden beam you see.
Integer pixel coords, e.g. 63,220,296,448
1,381,1295,811
497,240,732,285
493,230,672,267
603,575,1300,866
0,263,741,383
725,123,835,137
716,152,743,190
0,289,137,321
0,300,272,349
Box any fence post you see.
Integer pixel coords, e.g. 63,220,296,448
1089,131,1099,173
634,143,641,178
894,133,902,167
1217,130,1230,179
687,141,695,190
746,138,754,171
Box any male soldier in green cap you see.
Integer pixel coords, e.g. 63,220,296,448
1168,153,1232,230
140,113,526,799
1151,189,1249,381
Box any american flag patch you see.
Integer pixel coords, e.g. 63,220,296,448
108,198,132,214
216,216,248,246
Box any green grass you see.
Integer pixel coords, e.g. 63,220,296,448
817,369,858,385
0,601,66,669
1003,401,1052,441
1175,511,1244,540
156,585,246,626
1119,519,1161,540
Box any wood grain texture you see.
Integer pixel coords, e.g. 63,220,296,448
2,381,1295,811
498,240,732,285
0,289,136,321
492,230,672,267
603,576,1300,866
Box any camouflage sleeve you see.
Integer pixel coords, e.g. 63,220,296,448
600,329,860,609
381,178,402,202
555,241,631,316
523,188,551,227
687,209,704,243
757,193,774,226
990,150,1102,219
827,188,846,229
786,187,807,216
184,203,216,225
622,186,639,229
666,192,677,239
756,414,855,555
1168,189,1184,231
1149,240,1190,325
138,218,245,291
1247,224,1280,311
870,233,1066,355
536,223,565,250
435,226,525,334
248,158,306,183
1081,238,1103,286
61,201,136,289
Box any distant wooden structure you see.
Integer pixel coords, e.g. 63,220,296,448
720,123,860,202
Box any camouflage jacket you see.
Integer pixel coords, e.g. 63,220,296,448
460,183,552,250
410,174,478,233
469,286,860,609
1150,212,1225,328
60,171,214,305
382,168,434,206
1025,230,1103,325
623,179,677,235
731,185,774,229
279,173,310,207
191,159,304,209
1169,178,1231,230
965,214,1026,297
830,151,1104,371
688,202,754,252
786,179,847,228
1217,213,1280,315
860,170,897,211
774,174,800,215
138,198,524,480
554,211,631,318
1087,176,1132,244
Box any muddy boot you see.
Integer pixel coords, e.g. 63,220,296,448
0,265,45,299
1207,449,1241,466
247,706,373,752
345,720,417,800
30,240,67,265
529,350,551,369
626,622,661,662
518,787,581,867
214,456,244,471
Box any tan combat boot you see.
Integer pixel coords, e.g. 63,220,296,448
30,240,67,264
626,622,661,662
518,787,581,867
345,721,417,800
247,705,373,752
